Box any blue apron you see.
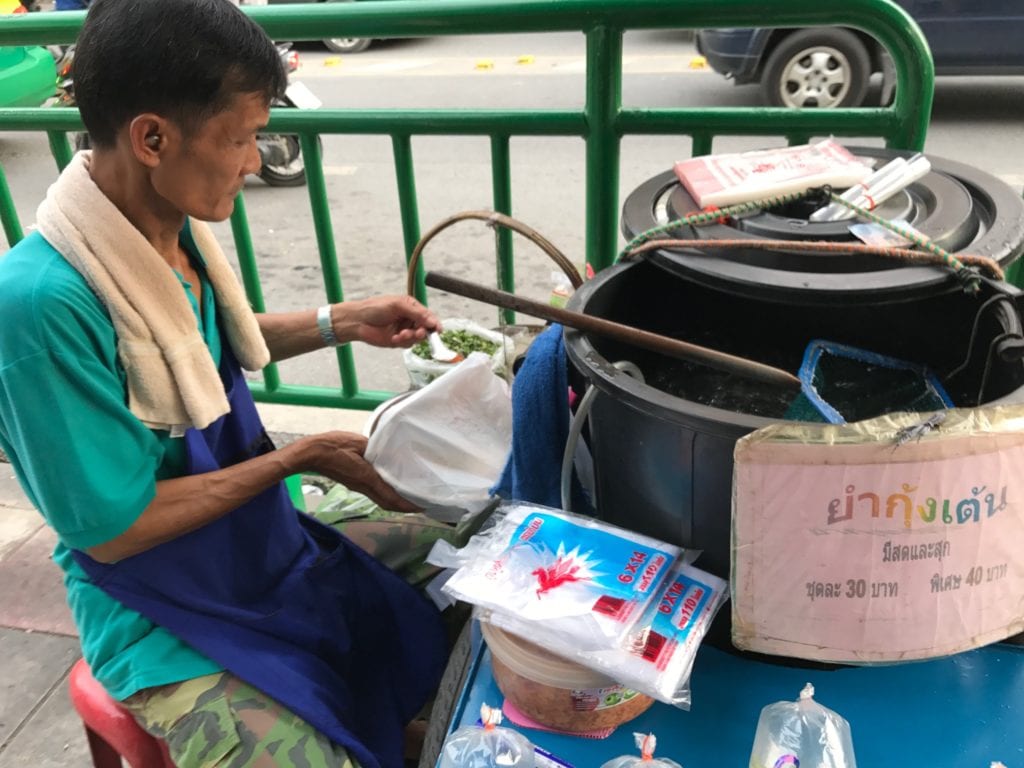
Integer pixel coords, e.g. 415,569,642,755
73,346,447,768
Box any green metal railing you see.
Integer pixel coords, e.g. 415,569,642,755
0,0,935,409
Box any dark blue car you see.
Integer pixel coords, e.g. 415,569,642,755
696,1,1024,108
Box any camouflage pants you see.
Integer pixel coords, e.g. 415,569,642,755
121,673,358,768
122,501,484,768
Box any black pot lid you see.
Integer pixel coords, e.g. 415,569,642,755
620,146,1024,305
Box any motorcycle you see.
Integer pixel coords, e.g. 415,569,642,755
258,43,322,187
52,42,321,188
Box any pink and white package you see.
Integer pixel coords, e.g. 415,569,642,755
673,138,872,208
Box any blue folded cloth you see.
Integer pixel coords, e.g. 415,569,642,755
492,324,592,513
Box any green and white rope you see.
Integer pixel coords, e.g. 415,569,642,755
617,186,989,295
824,192,980,293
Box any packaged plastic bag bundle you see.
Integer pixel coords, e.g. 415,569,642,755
585,561,726,707
601,733,683,768
439,704,535,768
482,561,727,708
428,503,681,648
748,684,857,768
365,353,511,523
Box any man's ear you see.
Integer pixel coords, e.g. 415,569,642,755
127,114,170,166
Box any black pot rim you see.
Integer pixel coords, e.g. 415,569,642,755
564,260,779,433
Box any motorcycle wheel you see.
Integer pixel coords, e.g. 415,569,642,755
258,135,310,187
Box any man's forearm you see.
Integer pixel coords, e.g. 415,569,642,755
256,309,324,362
256,305,363,362
86,438,315,563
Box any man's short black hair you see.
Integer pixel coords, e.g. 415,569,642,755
74,0,287,148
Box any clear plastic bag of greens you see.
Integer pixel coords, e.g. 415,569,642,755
403,319,513,388
439,704,535,768
308,483,382,527
748,684,857,768
601,733,683,768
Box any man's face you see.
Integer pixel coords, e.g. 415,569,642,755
151,91,269,222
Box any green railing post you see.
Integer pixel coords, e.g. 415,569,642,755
490,135,515,325
300,132,359,399
584,25,623,273
229,192,282,393
0,163,23,248
392,134,426,305
47,131,74,172
692,133,714,158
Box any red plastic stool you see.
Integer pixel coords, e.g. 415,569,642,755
68,658,175,768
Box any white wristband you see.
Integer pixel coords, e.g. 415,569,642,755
316,304,339,347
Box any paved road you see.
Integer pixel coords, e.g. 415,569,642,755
2,32,1023,393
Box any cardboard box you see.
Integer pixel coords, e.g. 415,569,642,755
732,406,1024,663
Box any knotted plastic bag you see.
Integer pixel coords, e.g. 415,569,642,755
601,733,683,768
365,353,512,522
439,703,535,768
748,684,857,768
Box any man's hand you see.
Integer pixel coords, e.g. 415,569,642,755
335,296,440,349
257,295,441,362
304,431,420,513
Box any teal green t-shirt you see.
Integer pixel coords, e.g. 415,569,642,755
0,228,225,699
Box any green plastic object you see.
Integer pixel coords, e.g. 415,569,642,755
284,474,306,513
0,45,55,109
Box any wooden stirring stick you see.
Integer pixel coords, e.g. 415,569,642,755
424,271,800,390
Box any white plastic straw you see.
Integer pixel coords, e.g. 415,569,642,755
852,155,931,212
810,156,909,222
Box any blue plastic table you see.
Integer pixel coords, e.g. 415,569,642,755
440,624,1024,767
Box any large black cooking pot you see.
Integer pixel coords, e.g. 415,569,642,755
566,148,1024,581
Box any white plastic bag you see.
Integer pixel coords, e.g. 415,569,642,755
365,353,512,522
601,733,683,768
439,704,535,768
749,684,857,768
403,319,513,388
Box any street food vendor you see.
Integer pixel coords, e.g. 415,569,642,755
0,0,453,765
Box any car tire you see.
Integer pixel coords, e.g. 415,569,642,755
761,28,872,109
322,36,373,53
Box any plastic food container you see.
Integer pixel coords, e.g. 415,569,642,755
481,622,654,733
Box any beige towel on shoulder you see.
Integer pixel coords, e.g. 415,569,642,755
36,151,271,433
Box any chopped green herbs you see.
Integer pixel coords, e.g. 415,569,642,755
412,329,500,360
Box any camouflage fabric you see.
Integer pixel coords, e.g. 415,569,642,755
309,484,490,589
122,672,359,768
122,486,491,767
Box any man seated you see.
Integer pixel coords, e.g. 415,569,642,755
0,0,455,765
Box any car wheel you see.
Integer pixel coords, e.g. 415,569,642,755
761,28,871,108
323,36,372,53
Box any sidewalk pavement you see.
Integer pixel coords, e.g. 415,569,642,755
0,403,368,767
